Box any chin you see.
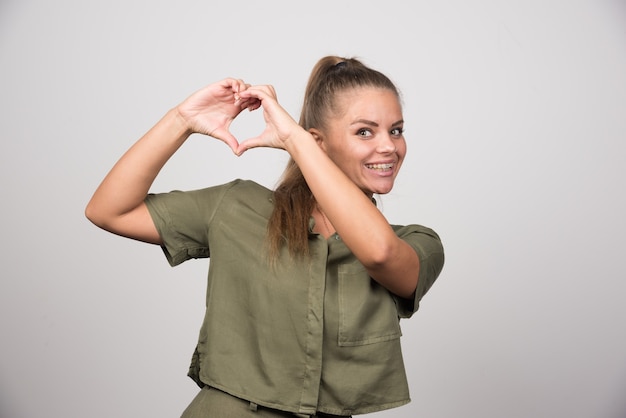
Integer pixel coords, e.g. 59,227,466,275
374,189,393,195
369,184,395,195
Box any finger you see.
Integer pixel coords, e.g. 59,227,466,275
227,78,249,104
236,136,265,155
244,98,262,111
235,97,256,109
225,78,247,91
211,129,241,155
238,85,276,102
238,91,274,113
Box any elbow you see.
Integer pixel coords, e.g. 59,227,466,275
84,201,97,224
84,200,108,230
363,239,420,299
362,239,396,269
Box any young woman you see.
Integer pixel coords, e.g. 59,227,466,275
86,56,444,417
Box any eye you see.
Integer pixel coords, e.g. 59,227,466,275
356,128,373,138
391,127,404,137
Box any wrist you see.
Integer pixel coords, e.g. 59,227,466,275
283,129,317,157
169,106,194,138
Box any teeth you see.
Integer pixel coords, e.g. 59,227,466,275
366,163,393,170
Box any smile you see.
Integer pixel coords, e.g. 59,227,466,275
365,163,394,171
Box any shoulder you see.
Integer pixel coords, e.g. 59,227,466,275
228,179,272,195
391,223,445,264
218,179,273,205
166,179,272,201
146,179,273,214
196,179,274,219
391,223,442,242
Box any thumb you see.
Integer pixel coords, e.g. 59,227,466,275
235,135,265,155
210,128,241,155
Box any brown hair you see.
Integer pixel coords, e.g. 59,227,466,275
266,56,401,261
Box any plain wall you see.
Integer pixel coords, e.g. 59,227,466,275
1,1,625,417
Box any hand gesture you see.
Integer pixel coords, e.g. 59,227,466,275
235,84,305,155
176,78,261,154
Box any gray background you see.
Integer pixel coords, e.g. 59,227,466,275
1,1,625,417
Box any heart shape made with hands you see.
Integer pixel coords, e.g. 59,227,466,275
204,83,298,156
223,102,268,155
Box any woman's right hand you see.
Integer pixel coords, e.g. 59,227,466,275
86,78,262,243
176,78,261,154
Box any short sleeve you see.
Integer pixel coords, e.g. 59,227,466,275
144,180,240,266
393,224,445,318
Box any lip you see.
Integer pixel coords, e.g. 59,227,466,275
364,160,397,177
365,159,397,166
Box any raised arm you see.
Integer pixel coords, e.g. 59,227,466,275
85,78,259,244
290,134,420,299
237,85,420,298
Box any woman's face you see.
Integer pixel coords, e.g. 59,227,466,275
319,87,406,196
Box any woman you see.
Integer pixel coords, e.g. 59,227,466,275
85,56,444,417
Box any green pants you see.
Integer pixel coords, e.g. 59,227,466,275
181,386,351,418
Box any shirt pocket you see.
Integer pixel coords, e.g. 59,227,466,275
337,263,402,346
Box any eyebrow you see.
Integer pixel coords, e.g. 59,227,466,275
350,119,404,127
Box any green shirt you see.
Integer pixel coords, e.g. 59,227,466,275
145,179,444,416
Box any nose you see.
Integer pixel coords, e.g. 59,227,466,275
377,133,397,154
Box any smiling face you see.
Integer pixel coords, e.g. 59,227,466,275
317,87,406,196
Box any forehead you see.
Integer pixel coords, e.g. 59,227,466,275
332,87,402,120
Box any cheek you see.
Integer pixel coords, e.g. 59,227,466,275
328,143,360,166
397,140,407,161
327,150,353,174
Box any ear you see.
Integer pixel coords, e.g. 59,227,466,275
309,128,327,151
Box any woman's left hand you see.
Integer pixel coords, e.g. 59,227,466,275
235,84,307,155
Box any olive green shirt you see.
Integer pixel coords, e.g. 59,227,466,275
145,179,444,416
